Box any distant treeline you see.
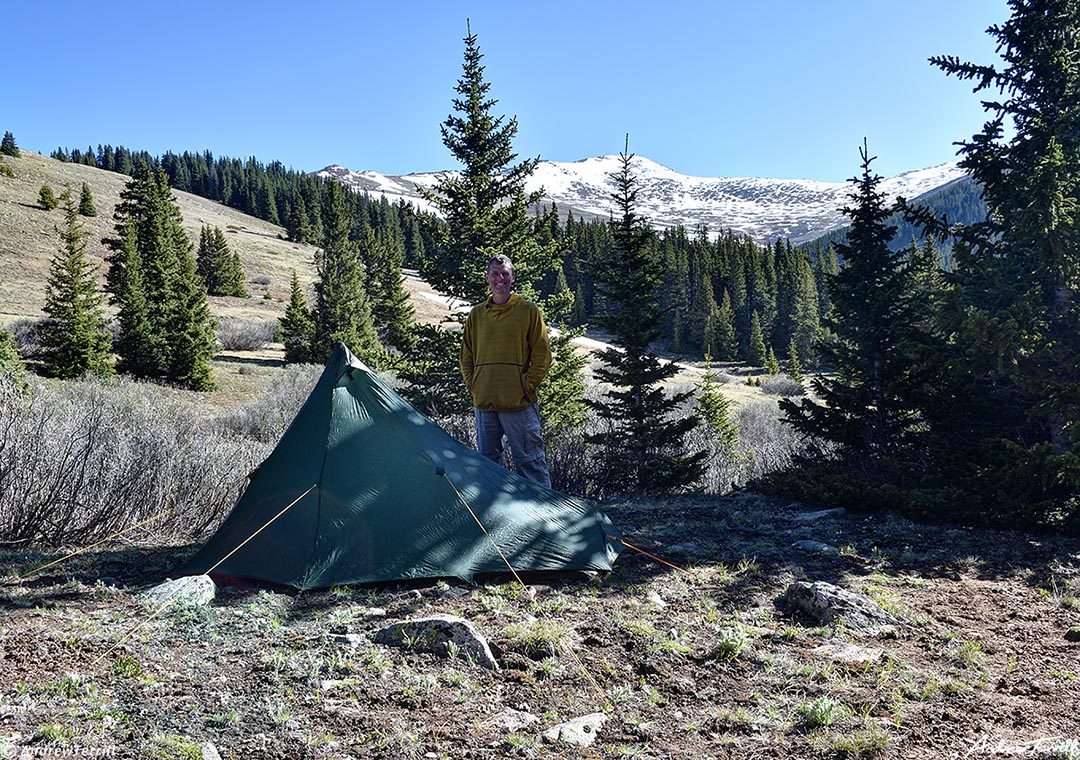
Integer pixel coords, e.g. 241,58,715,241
53,142,865,366
802,175,988,267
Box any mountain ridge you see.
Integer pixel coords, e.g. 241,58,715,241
315,155,967,244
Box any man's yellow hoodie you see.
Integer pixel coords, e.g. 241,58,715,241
460,293,551,411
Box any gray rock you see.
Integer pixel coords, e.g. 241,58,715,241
783,581,901,635
374,613,499,670
330,633,366,647
140,575,215,610
793,508,846,521
791,540,841,556
812,642,887,664
542,712,607,749
481,707,540,732
201,742,222,760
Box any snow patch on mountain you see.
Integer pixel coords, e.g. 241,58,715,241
315,156,967,244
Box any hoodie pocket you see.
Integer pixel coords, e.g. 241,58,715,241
471,363,529,409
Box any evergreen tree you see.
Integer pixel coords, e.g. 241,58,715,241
312,180,381,364
790,257,822,365
40,188,113,379
105,219,157,376
196,225,247,296
105,164,216,389
782,142,920,455
587,144,705,495
765,346,780,376
360,224,415,352
0,327,25,382
287,191,313,243
912,0,1080,524
417,22,556,302
698,352,739,449
0,131,18,157
279,270,315,364
746,311,767,367
39,184,58,210
785,337,804,383
537,270,588,443
707,289,739,361
688,268,717,351
78,182,97,217
397,324,473,418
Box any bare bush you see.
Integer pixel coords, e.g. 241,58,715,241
216,317,278,351
735,399,808,481
219,364,322,443
249,274,272,286
7,318,47,357
760,374,806,397
0,375,267,546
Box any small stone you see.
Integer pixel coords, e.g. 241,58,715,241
793,508,846,522
140,575,216,610
542,713,607,749
646,591,666,608
481,707,540,732
813,642,887,664
791,540,841,556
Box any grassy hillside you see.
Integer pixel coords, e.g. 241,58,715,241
0,150,321,325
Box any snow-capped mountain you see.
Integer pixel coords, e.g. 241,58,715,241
315,156,967,244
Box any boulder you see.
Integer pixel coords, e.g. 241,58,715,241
782,581,901,635
542,712,607,749
374,613,499,671
140,575,216,610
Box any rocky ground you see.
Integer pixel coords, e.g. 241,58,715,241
2,493,1079,759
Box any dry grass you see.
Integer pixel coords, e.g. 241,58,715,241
0,150,319,325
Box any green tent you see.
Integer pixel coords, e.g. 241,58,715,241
183,342,621,589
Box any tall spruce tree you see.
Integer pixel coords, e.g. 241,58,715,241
312,180,381,364
280,270,315,364
360,224,415,352
40,188,113,378
782,142,920,455
915,0,1080,524
707,289,740,361
105,164,216,389
417,22,556,301
587,145,705,495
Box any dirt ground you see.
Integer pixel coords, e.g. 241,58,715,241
2,494,1078,759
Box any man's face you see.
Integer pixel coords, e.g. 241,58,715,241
485,262,515,303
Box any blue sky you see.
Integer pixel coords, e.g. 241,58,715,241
6,1,1009,182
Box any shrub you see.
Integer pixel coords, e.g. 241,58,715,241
38,184,58,210
249,274,272,286
736,399,810,482
0,375,267,545
219,364,321,443
760,374,805,397
7,318,48,357
0,161,13,178
216,317,277,351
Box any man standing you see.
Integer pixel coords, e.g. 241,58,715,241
460,255,552,488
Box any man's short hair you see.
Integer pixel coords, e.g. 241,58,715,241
486,255,515,275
